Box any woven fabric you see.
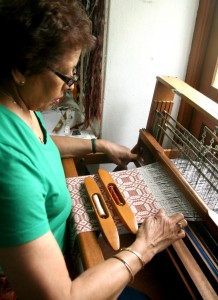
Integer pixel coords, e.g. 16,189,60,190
66,164,200,235
67,168,159,233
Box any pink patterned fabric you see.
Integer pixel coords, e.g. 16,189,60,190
66,168,159,234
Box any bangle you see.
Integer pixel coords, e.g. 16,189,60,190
120,248,145,269
91,138,96,153
112,255,134,283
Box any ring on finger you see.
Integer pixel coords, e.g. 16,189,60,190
176,222,183,230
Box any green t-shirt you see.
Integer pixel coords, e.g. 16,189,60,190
0,106,72,252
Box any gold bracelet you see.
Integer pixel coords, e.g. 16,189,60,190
120,248,145,269
112,255,134,283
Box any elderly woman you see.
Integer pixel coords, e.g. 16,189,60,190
0,1,187,299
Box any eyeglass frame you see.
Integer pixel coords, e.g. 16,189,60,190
49,67,78,87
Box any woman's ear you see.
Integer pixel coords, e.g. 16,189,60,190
11,69,26,85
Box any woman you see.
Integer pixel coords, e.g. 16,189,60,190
0,1,187,299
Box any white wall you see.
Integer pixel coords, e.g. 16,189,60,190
101,0,199,149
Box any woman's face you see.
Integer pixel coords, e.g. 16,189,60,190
19,49,81,111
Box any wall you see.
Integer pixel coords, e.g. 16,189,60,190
101,0,199,151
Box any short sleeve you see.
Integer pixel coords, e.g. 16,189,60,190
0,143,50,247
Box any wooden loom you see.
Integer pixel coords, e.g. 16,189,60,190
62,76,218,299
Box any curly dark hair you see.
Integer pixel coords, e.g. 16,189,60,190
0,0,96,79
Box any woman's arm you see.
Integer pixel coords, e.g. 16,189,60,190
0,210,187,300
51,136,138,167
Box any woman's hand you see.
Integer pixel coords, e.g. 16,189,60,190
97,139,138,168
132,209,187,263
51,136,138,167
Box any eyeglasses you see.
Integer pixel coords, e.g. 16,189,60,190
50,68,78,87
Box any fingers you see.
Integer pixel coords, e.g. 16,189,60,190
176,222,183,230
156,209,187,227
136,209,187,257
175,220,187,237
155,209,187,236
118,153,138,166
172,212,188,233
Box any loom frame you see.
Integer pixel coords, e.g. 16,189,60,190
62,76,218,299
